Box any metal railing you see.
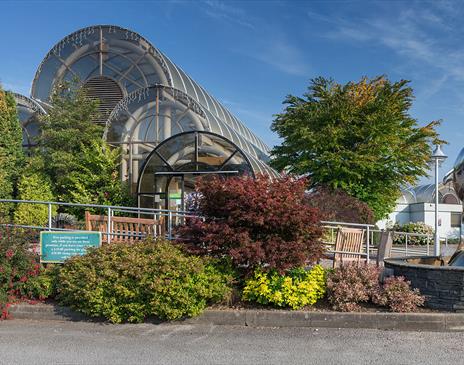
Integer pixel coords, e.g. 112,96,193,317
321,221,375,264
0,199,456,259
0,198,197,242
322,221,453,260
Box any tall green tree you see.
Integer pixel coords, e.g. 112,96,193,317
14,156,57,226
38,82,131,208
271,76,442,220
0,86,24,218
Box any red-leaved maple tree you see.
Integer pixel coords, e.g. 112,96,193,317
176,175,323,273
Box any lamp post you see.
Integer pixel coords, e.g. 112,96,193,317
431,144,447,256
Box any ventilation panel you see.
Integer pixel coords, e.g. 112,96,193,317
83,76,123,124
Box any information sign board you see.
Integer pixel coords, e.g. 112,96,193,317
40,231,101,263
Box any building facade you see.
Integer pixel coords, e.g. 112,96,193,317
15,25,277,211
378,182,462,239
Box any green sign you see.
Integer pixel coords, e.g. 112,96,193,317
40,231,102,263
169,192,182,199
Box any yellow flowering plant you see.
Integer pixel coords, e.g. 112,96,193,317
242,265,326,310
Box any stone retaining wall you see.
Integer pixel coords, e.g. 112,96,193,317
385,257,464,311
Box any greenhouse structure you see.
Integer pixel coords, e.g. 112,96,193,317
15,25,277,211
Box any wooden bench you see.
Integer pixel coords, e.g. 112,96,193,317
85,211,165,243
333,227,365,268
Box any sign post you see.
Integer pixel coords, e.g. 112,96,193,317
40,231,102,263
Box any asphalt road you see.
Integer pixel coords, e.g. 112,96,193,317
1,320,463,365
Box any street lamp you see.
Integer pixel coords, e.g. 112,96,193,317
431,144,447,256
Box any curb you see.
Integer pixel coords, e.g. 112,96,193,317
9,303,464,332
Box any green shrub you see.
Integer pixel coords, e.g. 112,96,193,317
392,222,433,245
242,265,326,310
0,163,14,222
447,237,461,245
56,239,232,323
37,82,134,212
0,88,25,220
14,169,56,226
19,265,59,301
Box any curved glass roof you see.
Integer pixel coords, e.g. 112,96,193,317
400,183,460,205
104,85,278,179
12,93,45,148
30,25,272,163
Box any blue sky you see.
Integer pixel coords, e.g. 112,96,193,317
1,0,463,181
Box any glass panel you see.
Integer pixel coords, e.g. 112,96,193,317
157,133,195,162
34,56,62,100
139,195,154,210
106,87,209,146
138,168,154,194
451,213,461,228
32,26,165,103
25,121,40,141
69,54,99,81
221,151,252,175
106,113,131,143
167,176,183,211
137,131,255,209
449,251,464,267
197,134,233,168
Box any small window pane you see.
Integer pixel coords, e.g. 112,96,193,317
451,213,461,228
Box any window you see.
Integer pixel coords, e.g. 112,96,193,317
451,213,461,228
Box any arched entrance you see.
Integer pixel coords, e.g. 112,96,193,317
137,131,254,211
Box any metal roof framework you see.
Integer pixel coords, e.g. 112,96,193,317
30,25,272,160
12,93,45,148
27,25,277,198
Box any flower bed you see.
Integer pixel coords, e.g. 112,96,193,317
1,177,429,322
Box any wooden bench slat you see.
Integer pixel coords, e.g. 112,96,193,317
333,227,364,268
84,211,165,244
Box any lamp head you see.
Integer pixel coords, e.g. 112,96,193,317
431,144,447,162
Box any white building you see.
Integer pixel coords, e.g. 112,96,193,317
377,183,462,239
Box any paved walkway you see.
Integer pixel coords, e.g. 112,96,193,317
1,320,464,364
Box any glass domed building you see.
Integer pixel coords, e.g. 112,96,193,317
12,93,45,149
19,25,277,210
378,177,462,239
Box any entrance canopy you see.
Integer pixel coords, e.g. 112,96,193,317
137,131,253,210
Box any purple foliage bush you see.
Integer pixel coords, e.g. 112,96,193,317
305,186,375,224
326,263,382,312
374,276,425,312
326,263,425,312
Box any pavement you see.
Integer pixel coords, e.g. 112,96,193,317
1,319,464,365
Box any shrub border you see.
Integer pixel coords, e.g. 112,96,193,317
9,303,464,332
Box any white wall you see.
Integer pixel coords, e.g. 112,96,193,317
377,203,408,230
377,202,462,238
420,203,461,239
